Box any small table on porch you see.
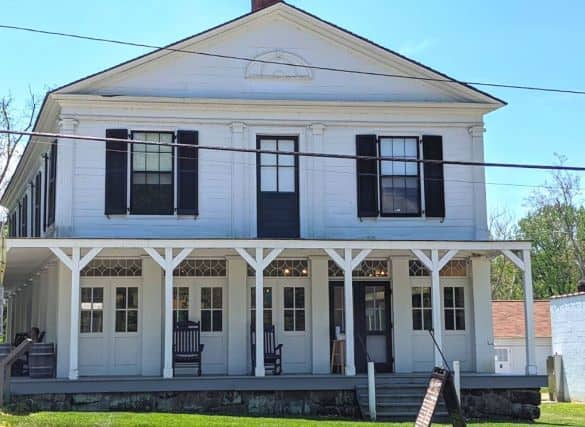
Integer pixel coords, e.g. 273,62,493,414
330,339,345,375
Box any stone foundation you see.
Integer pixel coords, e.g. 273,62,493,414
461,388,541,421
9,390,359,419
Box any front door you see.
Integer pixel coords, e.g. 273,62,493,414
329,282,393,373
257,136,300,238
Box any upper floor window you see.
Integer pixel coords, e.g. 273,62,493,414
379,137,420,216
356,134,445,219
131,132,174,215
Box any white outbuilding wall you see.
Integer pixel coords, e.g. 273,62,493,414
550,293,585,402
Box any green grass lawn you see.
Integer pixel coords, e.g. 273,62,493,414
0,403,583,426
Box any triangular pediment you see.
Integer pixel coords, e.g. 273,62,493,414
54,2,503,105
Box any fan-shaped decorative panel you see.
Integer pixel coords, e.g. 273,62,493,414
245,50,313,80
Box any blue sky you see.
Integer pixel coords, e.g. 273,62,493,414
1,0,584,221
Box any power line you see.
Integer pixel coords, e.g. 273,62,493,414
2,129,585,173
1,24,584,96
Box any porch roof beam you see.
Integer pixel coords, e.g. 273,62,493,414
11,239,532,251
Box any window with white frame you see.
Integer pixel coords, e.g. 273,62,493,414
173,287,189,325
259,138,295,192
284,286,305,332
444,286,465,330
379,137,420,215
131,132,174,215
80,287,103,333
412,286,432,330
201,287,222,332
115,287,139,333
250,287,273,328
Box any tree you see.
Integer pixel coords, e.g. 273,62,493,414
0,89,38,192
489,209,523,299
519,162,585,297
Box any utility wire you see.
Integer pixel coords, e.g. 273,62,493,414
2,129,585,173
10,136,574,193
1,24,584,96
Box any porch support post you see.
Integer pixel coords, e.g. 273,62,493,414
235,247,283,377
412,249,458,368
502,248,537,375
49,246,102,380
522,250,537,375
144,247,192,379
325,248,371,376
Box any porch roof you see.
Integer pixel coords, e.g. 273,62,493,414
3,237,530,289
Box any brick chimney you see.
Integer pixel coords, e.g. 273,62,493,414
251,0,281,12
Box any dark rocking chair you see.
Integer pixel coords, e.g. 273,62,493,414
250,324,283,375
173,321,204,376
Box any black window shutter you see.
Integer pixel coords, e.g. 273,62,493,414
105,129,128,215
43,154,48,231
176,130,199,215
356,134,379,217
47,142,57,226
422,135,445,218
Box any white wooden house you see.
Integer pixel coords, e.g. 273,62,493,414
1,0,541,398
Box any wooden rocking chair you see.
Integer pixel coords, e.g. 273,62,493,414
250,324,283,375
173,321,204,376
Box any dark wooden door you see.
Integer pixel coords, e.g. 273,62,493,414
256,136,300,238
329,281,393,373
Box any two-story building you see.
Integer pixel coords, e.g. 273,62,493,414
0,0,544,420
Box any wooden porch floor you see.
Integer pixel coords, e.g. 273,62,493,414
10,373,546,395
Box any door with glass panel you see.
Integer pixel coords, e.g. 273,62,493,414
256,136,299,238
79,281,141,376
329,281,393,373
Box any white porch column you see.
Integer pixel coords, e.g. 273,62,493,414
522,249,537,375
144,247,192,378
430,250,443,367
310,255,330,373
235,247,282,377
50,246,102,380
325,248,371,376
471,256,495,373
502,248,537,375
412,249,458,368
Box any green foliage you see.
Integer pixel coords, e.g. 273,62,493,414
490,166,585,300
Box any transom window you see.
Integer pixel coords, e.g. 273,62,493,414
131,132,174,215
444,287,465,330
80,287,103,333
379,137,420,215
412,286,432,330
259,138,296,192
201,287,222,332
115,287,139,333
250,287,273,328
173,287,189,325
284,286,305,332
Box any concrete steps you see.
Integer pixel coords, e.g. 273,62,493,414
356,381,449,422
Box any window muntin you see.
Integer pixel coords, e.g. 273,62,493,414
365,286,386,333
131,132,174,215
412,286,432,330
328,260,389,278
250,287,273,328
444,286,465,330
409,260,468,277
259,138,296,193
80,287,104,333
173,287,189,325
379,137,420,216
201,287,222,332
115,287,139,333
284,286,305,332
